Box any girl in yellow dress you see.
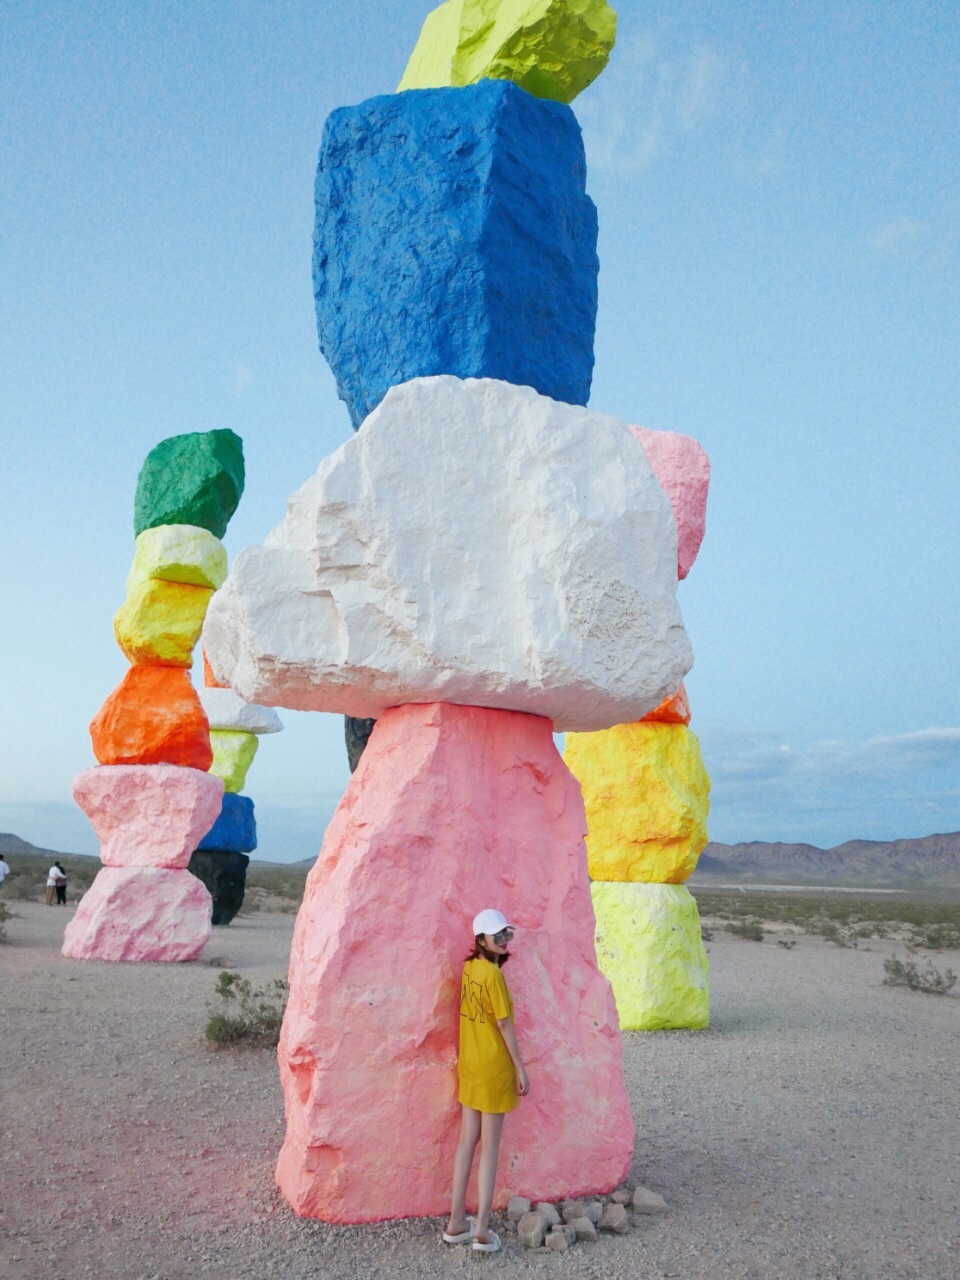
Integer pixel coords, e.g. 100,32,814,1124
443,908,529,1255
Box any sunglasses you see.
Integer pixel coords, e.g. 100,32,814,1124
492,929,514,945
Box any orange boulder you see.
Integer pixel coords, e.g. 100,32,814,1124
641,683,691,725
90,667,213,770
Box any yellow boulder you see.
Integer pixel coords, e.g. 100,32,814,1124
399,0,617,105
209,729,258,793
592,882,709,1030
113,579,214,667
564,721,710,883
126,524,227,591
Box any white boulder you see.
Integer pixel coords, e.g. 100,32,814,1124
198,687,283,735
203,376,692,733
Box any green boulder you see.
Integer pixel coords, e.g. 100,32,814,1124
399,0,617,105
134,430,245,539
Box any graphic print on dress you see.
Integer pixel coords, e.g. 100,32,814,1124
460,975,485,1022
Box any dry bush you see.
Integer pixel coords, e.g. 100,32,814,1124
882,955,957,995
205,971,289,1046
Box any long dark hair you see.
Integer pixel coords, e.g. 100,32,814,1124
464,934,510,967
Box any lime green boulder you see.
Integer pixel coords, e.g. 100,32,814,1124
126,525,228,591
592,882,710,1030
209,729,259,794
134,430,245,539
399,0,617,105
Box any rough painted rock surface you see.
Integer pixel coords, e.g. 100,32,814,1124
62,867,212,963
199,687,283,735
641,683,691,725
591,883,709,1031
276,702,633,1222
196,792,257,854
113,578,213,667
187,849,250,925
399,0,617,104
629,425,710,581
564,722,710,882
90,666,213,770
134,429,245,539
73,765,224,869
209,730,258,794
313,81,598,426
205,377,691,733
126,524,227,590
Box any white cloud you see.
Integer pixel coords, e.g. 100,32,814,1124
578,30,724,173
870,217,929,254
698,726,960,845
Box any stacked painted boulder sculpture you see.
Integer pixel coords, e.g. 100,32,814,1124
188,676,283,924
205,0,710,1222
564,429,713,1030
63,431,244,962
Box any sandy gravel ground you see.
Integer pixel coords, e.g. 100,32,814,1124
2,901,959,1280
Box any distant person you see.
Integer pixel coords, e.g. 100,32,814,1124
0,855,9,895
54,862,68,906
45,863,65,906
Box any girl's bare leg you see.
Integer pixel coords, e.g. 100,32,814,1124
447,1106,481,1235
474,1111,505,1243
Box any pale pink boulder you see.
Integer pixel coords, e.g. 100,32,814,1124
629,425,710,579
62,867,212,962
72,764,225,869
276,702,634,1223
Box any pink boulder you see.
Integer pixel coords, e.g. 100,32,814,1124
275,702,633,1223
629,424,710,579
61,867,212,962
73,765,225,869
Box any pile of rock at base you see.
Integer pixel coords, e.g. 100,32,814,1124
505,1183,667,1253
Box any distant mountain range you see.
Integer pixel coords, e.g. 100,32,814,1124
5,830,960,888
692,832,960,888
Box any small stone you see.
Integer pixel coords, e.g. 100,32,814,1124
570,1216,598,1243
599,1203,629,1233
507,1196,531,1222
611,1188,632,1206
632,1186,668,1215
517,1211,547,1250
561,1199,589,1223
534,1202,560,1226
134,429,245,539
585,1201,603,1224
209,730,259,794
545,1230,568,1253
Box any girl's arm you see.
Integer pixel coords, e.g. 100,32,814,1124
497,1017,530,1096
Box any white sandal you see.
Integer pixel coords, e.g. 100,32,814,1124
442,1215,476,1244
472,1229,501,1253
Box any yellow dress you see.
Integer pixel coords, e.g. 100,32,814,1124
457,956,519,1113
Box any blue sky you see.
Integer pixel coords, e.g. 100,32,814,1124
2,1,957,860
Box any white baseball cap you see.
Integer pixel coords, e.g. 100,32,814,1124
472,908,516,937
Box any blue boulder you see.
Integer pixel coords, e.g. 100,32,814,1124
313,79,598,428
197,792,257,854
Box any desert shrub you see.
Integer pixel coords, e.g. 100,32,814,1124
205,971,289,1045
777,938,797,950
813,920,858,948
700,925,714,942
907,923,960,951
726,919,764,942
0,900,9,943
882,955,957,995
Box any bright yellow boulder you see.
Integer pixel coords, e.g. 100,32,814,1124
209,729,258,793
564,721,710,882
593,882,709,1030
399,0,618,105
113,579,214,667
126,524,227,591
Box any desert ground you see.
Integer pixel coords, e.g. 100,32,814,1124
2,897,959,1280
